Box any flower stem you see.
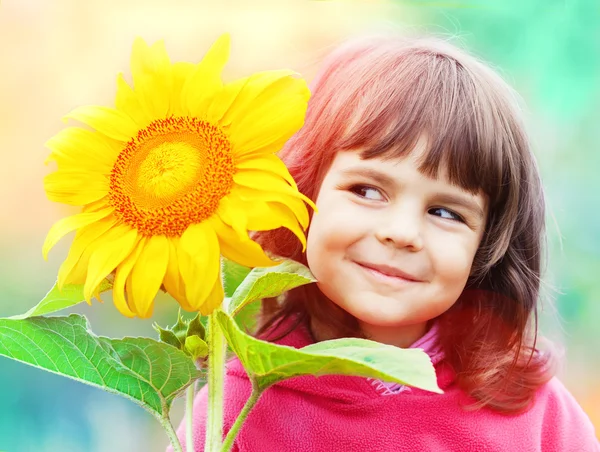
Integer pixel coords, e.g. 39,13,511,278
205,311,226,451
186,382,195,452
160,414,184,452
221,379,263,452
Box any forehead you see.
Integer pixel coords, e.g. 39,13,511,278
335,120,492,197
329,139,454,187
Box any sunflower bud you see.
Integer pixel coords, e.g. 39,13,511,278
153,311,208,361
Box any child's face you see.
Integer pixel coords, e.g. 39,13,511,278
306,144,488,347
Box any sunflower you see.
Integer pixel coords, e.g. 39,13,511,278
42,34,313,318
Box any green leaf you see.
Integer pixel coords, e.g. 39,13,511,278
222,258,252,298
153,323,182,349
8,279,113,320
228,260,315,317
215,311,441,394
0,314,202,419
233,299,262,333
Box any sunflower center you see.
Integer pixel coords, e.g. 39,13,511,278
109,117,235,237
130,140,204,204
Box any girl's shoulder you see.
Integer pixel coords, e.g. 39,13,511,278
534,376,594,420
523,376,599,451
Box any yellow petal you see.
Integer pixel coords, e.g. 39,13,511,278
115,73,152,128
206,77,247,123
182,34,230,117
233,169,316,211
64,105,139,142
199,278,225,316
44,170,109,206
43,206,114,260
61,247,95,304
162,237,194,311
217,188,289,240
178,222,221,311
219,69,296,126
169,62,194,116
128,234,170,318
82,197,112,213
232,94,308,157
246,202,307,251
83,224,139,303
57,216,118,288
130,38,172,119
172,62,194,95
163,237,183,297
227,76,310,156
219,187,309,252
235,154,298,189
210,216,277,268
215,194,254,241
112,237,146,318
231,135,296,163
233,185,310,228
45,127,119,172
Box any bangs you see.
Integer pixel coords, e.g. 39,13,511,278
314,36,527,206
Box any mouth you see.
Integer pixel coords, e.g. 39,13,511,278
354,261,423,286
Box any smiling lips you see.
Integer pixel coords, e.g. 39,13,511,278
355,261,423,284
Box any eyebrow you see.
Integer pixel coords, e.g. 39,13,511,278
430,192,487,221
340,167,398,188
340,167,486,221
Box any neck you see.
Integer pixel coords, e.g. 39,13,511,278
358,321,430,349
309,315,431,349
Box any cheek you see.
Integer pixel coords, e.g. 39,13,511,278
306,214,323,279
432,239,479,286
306,213,331,279
305,208,352,281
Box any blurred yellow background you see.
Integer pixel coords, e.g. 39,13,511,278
1,0,598,450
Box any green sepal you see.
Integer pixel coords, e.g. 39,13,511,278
186,314,206,340
185,335,209,360
153,324,182,349
170,310,190,341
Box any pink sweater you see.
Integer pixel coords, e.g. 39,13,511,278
169,319,599,452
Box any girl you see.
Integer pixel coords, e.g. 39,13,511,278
171,33,600,451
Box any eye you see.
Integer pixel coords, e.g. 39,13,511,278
429,207,464,223
349,184,385,201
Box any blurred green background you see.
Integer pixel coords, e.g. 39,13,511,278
0,0,598,450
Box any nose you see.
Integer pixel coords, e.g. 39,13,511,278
374,202,424,251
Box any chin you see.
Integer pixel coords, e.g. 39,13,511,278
355,314,411,329
342,301,410,328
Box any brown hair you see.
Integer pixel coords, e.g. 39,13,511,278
254,33,556,414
